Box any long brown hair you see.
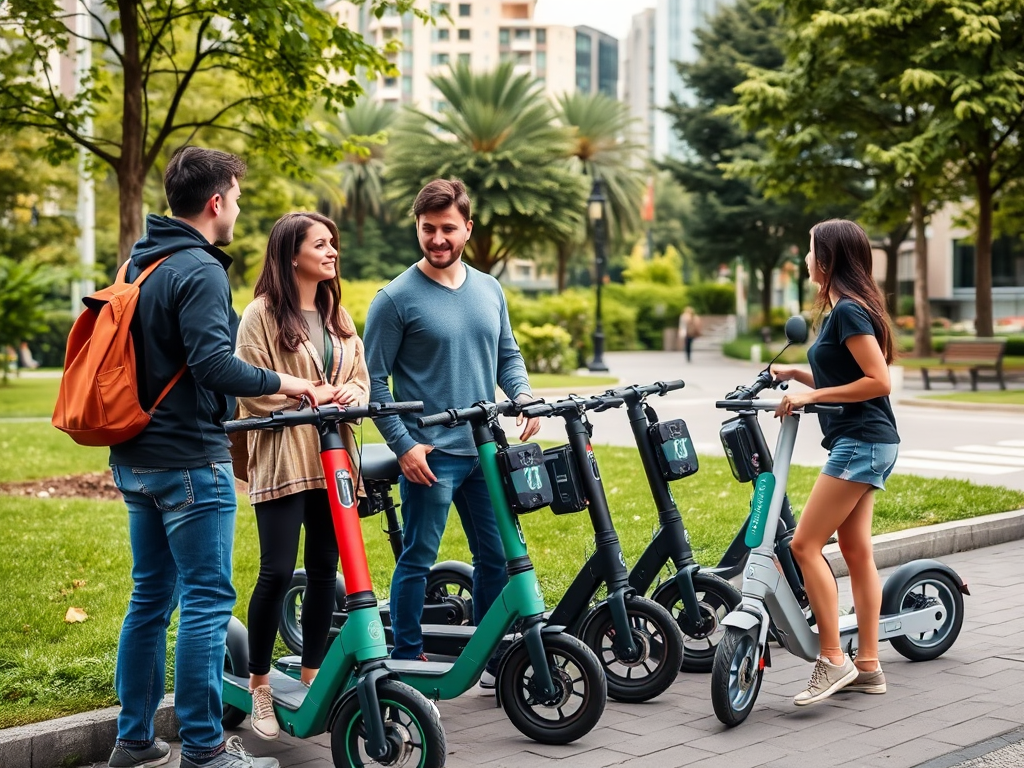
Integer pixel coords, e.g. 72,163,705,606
254,212,354,353
810,219,895,364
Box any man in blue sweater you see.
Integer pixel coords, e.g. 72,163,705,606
107,147,315,768
363,178,539,686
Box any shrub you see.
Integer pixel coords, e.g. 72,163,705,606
604,282,688,350
687,282,735,315
515,323,575,374
27,310,74,368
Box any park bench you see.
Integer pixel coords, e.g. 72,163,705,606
920,338,1007,391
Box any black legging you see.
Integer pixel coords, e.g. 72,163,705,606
247,489,339,675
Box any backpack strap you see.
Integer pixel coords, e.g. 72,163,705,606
147,365,188,416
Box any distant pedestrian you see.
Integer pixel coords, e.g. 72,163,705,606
679,306,702,362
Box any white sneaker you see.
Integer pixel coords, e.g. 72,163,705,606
250,685,280,740
793,655,858,706
478,670,497,692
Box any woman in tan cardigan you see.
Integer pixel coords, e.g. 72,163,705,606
235,212,369,740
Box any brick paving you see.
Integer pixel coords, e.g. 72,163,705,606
81,538,1024,768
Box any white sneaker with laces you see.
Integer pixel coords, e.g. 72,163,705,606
250,685,280,740
478,670,497,691
793,655,858,706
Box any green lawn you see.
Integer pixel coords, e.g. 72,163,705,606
3,416,1024,727
920,390,1024,405
526,373,618,391
0,377,61,419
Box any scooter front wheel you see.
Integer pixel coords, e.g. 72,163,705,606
711,626,762,727
580,595,684,702
499,633,607,744
885,570,964,661
330,679,446,768
652,572,740,673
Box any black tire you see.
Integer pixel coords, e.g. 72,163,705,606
279,569,347,656
499,633,606,745
885,570,964,662
710,626,762,728
330,680,446,768
424,563,474,625
579,595,684,702
652,572,741,674
223,617,249,730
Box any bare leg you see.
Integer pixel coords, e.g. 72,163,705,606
791,473,873,665
837,492,882,671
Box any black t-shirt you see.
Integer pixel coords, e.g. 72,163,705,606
806,298,900,450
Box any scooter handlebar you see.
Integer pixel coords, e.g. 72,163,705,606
224,400,424,433
520,394,624,419
417,399,521,428
714,400,844,415
604,379,685,400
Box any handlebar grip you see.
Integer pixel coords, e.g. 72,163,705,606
716,399,753,409
661,379,686,393
418,410,457,428
382,400,425,414
806,404,844,415
223,416,272,433
593,396,625,411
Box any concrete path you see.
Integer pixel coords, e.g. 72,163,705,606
74,537,1024,768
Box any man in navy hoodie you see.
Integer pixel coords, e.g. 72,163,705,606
106,146,316,768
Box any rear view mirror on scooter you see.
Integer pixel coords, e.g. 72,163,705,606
783,315,808,345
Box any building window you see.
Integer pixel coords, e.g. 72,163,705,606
431,52,450,66
458,28,471,41
576,31,592,92
516,51,530,66
536,50,546,71
499,50,513,63
432,28,450,41
402,28,412,47
384,76,397,88
432,99,448,113
954,237,1024,289
597,38,618,96
402,75,413,95
431,2,450,15
400,51,412,70
458,2,471,16
514,28,531,41
499,28,510,45
536,28,546,44
458,52,471,66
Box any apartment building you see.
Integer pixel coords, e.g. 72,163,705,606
574,25,618,97
623,7,656,157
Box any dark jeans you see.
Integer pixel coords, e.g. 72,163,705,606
390,453,507,661
247,489,339,674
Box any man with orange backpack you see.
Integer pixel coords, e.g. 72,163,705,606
101,147,316,768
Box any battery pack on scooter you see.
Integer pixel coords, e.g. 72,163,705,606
498,442,553,514
720,416,759,483
648,419,698,481
543,444,588,514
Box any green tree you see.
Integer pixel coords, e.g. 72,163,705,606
386,61,588,274
551,92,646,292
0,0,425,264
663,0,833,322
0,257,67,384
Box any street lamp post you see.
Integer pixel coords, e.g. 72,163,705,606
587,178,609,372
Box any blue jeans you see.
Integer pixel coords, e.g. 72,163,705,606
391,453,508,660
111,462,236,757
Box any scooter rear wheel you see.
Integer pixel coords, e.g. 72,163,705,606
652,572,740,673
884,570,964,661
580,595,684,702
711,626,762,728
223,617,249,730
499,633,606,744
330,679,446,768
280,569,347,656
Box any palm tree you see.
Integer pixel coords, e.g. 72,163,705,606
312,99,396,245
387,61,587,274
553,92,647,292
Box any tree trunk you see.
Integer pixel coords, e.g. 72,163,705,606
758,265,772,329
911,191,932,357
556,242,571,293
117,0,144,266
466,229,498,274
974,164,994,338
883,236,899,319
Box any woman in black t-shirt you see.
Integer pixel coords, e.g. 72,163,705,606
771,219,900,707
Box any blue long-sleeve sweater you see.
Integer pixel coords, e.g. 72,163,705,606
363,263,531,457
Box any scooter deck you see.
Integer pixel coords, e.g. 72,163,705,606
224,668,307,712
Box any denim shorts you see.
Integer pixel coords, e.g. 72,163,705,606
822,437,899,490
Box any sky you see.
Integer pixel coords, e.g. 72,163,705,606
533,0,655,40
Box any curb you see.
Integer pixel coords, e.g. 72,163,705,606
823,507,1024,577
4,508,1024,768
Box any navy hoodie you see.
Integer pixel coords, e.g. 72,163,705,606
108,214,281,469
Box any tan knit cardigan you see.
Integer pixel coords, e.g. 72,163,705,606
235,296,370,504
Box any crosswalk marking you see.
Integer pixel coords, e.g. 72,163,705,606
997,440,1024,448
899,450,1024,467
896,457,1018,475
955,445,1024,458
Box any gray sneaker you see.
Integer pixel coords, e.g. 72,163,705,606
180,736,280,768
793,654,858,706
844,666,887,694
108,739,170,768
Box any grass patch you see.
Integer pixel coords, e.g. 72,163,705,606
527,373,618,391
0,377,61,419
0,423,109,483
722,335,808,364
920,390,1024,405
2,422,1023,728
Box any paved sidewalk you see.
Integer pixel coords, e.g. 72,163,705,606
78,538,1024,768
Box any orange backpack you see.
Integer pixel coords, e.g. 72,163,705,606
52,257,186,446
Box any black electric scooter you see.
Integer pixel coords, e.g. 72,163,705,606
596,380,743,673
518,394,687,703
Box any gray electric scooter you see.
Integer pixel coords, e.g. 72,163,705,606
710,316,969,727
